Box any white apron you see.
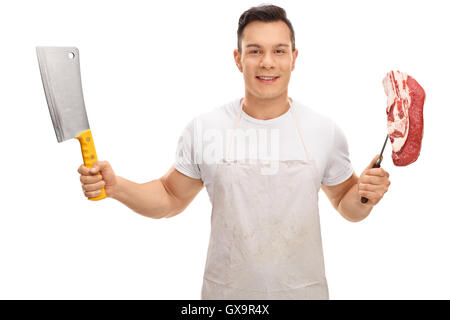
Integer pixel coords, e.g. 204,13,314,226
201,98,329,300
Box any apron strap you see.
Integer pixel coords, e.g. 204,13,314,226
289,102,312,162
225,99,244,162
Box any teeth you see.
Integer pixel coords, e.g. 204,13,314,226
258,76,277,80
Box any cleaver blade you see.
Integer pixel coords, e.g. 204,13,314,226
36,46,106,201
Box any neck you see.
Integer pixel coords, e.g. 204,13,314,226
241,92,291,120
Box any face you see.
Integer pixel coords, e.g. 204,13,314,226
234,20,298,100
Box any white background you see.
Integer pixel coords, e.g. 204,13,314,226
0,0,448,299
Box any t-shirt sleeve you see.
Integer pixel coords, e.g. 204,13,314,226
322,121,354,186
173,118,202,180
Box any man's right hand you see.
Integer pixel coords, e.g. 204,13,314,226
78,160,117,199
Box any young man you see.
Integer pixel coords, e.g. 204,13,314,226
78,5,391,299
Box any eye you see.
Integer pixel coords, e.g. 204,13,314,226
275,49,285,54
249,50,261,54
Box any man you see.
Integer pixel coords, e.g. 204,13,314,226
78,5,391,299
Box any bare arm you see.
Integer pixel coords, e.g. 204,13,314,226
79,162,203,219
321,155,391,222
322,172,372,222
112,167,203,219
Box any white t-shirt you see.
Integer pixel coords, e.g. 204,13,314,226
174,98,354,202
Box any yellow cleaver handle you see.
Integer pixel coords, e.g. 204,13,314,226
76,129,107,201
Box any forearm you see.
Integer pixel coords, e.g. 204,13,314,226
111,176,178,219
337,183,374,222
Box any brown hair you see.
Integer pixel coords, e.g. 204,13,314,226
237,4,295,53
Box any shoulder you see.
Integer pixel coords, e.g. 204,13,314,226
178,99,239,136
184,98,239,131
292,99,335,137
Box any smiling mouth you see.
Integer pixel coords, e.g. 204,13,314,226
256,75,280,83
256,76,279,80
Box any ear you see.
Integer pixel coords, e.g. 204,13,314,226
291,48,299,71
233,49,243,73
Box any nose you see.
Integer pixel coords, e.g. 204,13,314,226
259,52,275,69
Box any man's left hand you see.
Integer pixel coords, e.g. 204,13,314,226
358,154,391,206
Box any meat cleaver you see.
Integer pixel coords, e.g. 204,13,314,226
36,46,106,201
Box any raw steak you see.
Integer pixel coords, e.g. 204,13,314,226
382,71,425,166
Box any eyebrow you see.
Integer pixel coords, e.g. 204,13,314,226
245,43,290,48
